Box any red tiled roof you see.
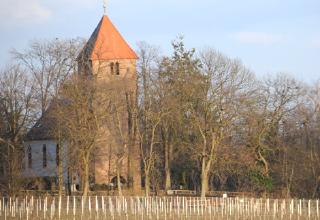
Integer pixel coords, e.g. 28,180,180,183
79,15,138,61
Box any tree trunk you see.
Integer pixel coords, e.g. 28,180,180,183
56,119,64,196
116,160,123,196
201,159,209,198
82,154,90,197
126,92,133,189
7,143,13,196
312,176,320,198
57,141,63,196
127,151,132,188
164,142,171,191
58,161,63,196
258,148,269,177
131,144,142,193
145,170,150,196
165,168,171,192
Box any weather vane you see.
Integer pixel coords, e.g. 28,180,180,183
103,0,108,15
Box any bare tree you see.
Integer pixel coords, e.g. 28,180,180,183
0,64,34,195
12,38,85,195
137,90,168,196
244,74,301,194
136,42,164,194
56,75,106,197
12,38,84,115
104,88,133,196
193,48,253,197
295,82,320,197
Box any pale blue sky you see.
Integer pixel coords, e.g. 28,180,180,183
0,0,319,82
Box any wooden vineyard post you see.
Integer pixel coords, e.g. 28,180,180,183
95,196,99,218
88,196,91,218
317,199,319,218
308,200,311,219
66,195,69,216
73,196,76,217
81,196,84,217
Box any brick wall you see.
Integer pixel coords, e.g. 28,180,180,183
87,59,141,191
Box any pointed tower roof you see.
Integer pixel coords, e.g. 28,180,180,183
79,16,138,61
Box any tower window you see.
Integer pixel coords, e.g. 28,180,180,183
115,62,120,75
110,62,115,74
56,144,60,166
27,145,32,168
43,144,47,168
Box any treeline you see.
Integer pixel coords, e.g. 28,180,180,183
136,39,320,198
0,38,319,198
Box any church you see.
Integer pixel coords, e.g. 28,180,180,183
22,14,141,193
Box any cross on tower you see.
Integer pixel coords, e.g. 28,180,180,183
103,0,108,15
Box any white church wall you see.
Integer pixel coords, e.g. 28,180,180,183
22,140,68,183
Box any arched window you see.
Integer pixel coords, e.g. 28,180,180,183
56,144,60,166
115,62,120,75
42,144,47,168
111,176,126,188
27,145,32,168
110,62,115,74
0,161,4,176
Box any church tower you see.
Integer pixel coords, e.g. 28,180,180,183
78,15,141,192
78,15,138,81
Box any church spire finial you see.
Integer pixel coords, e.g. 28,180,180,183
103,0,108,15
